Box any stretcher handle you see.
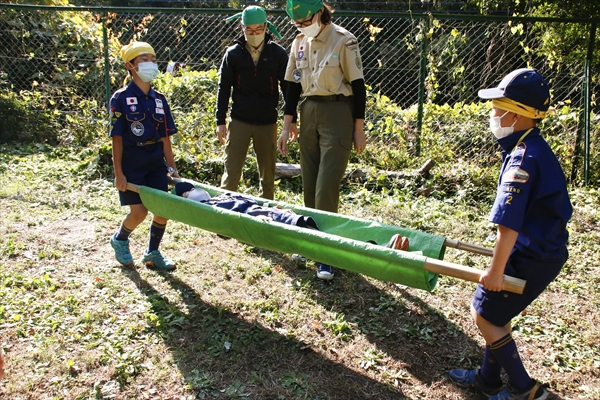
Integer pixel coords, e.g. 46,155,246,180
126,183,141,193
444,238,494,257
424,258,526,294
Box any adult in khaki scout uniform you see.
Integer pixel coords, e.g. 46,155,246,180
277,0,366,280
216,6,288,200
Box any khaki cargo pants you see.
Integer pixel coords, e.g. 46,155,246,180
299,97,354,213
221,118,277,200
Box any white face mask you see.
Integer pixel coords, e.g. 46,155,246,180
298,19,321,38
136,61,159,83
187,188,211,202
245,32,266,48
490,110,517,139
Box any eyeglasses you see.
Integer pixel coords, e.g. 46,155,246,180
243,25,266,35
291,13,317,28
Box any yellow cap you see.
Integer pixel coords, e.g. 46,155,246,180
120,42,155,63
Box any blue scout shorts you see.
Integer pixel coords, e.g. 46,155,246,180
118,145,168,206
472,246,568,327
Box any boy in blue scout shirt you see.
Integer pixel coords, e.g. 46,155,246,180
449,69,572,400
109,41,180,271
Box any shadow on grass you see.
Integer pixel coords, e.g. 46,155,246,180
266,248,563,400
121,266,406,399
268,249,483,389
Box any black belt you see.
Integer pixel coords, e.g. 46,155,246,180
306,94,348,102
135,140,158,147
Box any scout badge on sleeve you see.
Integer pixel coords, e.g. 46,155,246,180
293,69,302,83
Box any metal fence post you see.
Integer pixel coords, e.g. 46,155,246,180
102,11,111,114
416,14,429,157
583,22,597,186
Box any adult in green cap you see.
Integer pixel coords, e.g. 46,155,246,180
277,0,366,281
226,5,282,39
215,6,289,200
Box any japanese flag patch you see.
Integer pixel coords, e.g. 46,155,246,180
126,97,138,105
502,168,529,184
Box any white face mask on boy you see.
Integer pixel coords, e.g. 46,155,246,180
136,61,159,83
489,110,517,139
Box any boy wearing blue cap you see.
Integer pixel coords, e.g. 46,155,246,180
449,69,572,400
216,6,288,200
109,41,180,271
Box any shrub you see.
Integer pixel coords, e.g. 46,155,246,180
0,89,58,144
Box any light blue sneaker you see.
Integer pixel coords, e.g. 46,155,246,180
449,368,503,398
142,249,176,271
489,381,547,400
110,234,133,266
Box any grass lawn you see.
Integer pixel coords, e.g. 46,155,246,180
0,145,598,399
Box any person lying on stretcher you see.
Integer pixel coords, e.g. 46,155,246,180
175,182,320,229
174,182,409,269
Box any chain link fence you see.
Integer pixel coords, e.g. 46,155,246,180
1,5,598,185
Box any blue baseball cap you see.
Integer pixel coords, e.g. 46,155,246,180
175,182,195,196
478,68,550,112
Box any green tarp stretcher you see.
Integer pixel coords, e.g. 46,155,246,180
130,180,526,294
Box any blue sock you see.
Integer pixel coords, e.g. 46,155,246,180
479,345,502,386
490,333,532,390
147,221,166,253
115,222,133,241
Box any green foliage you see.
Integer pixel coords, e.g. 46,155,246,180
0,89,58,144
421,101,497,167
280,371,311,397
152,68,221,179
0,8,108,144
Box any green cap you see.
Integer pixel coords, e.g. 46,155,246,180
286,0,324,20
226,6,282,39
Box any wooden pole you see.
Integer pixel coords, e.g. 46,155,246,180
126,183,140,193
444,238,494,257
424,258,525,294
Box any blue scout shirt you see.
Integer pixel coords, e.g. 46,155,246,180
109,81,177,147
489,127,572,259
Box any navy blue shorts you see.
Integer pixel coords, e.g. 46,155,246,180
472,246,567,327
118,146,168,206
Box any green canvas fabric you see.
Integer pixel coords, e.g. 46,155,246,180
138,182,446,291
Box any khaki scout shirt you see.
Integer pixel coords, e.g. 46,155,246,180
284,23,364,97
